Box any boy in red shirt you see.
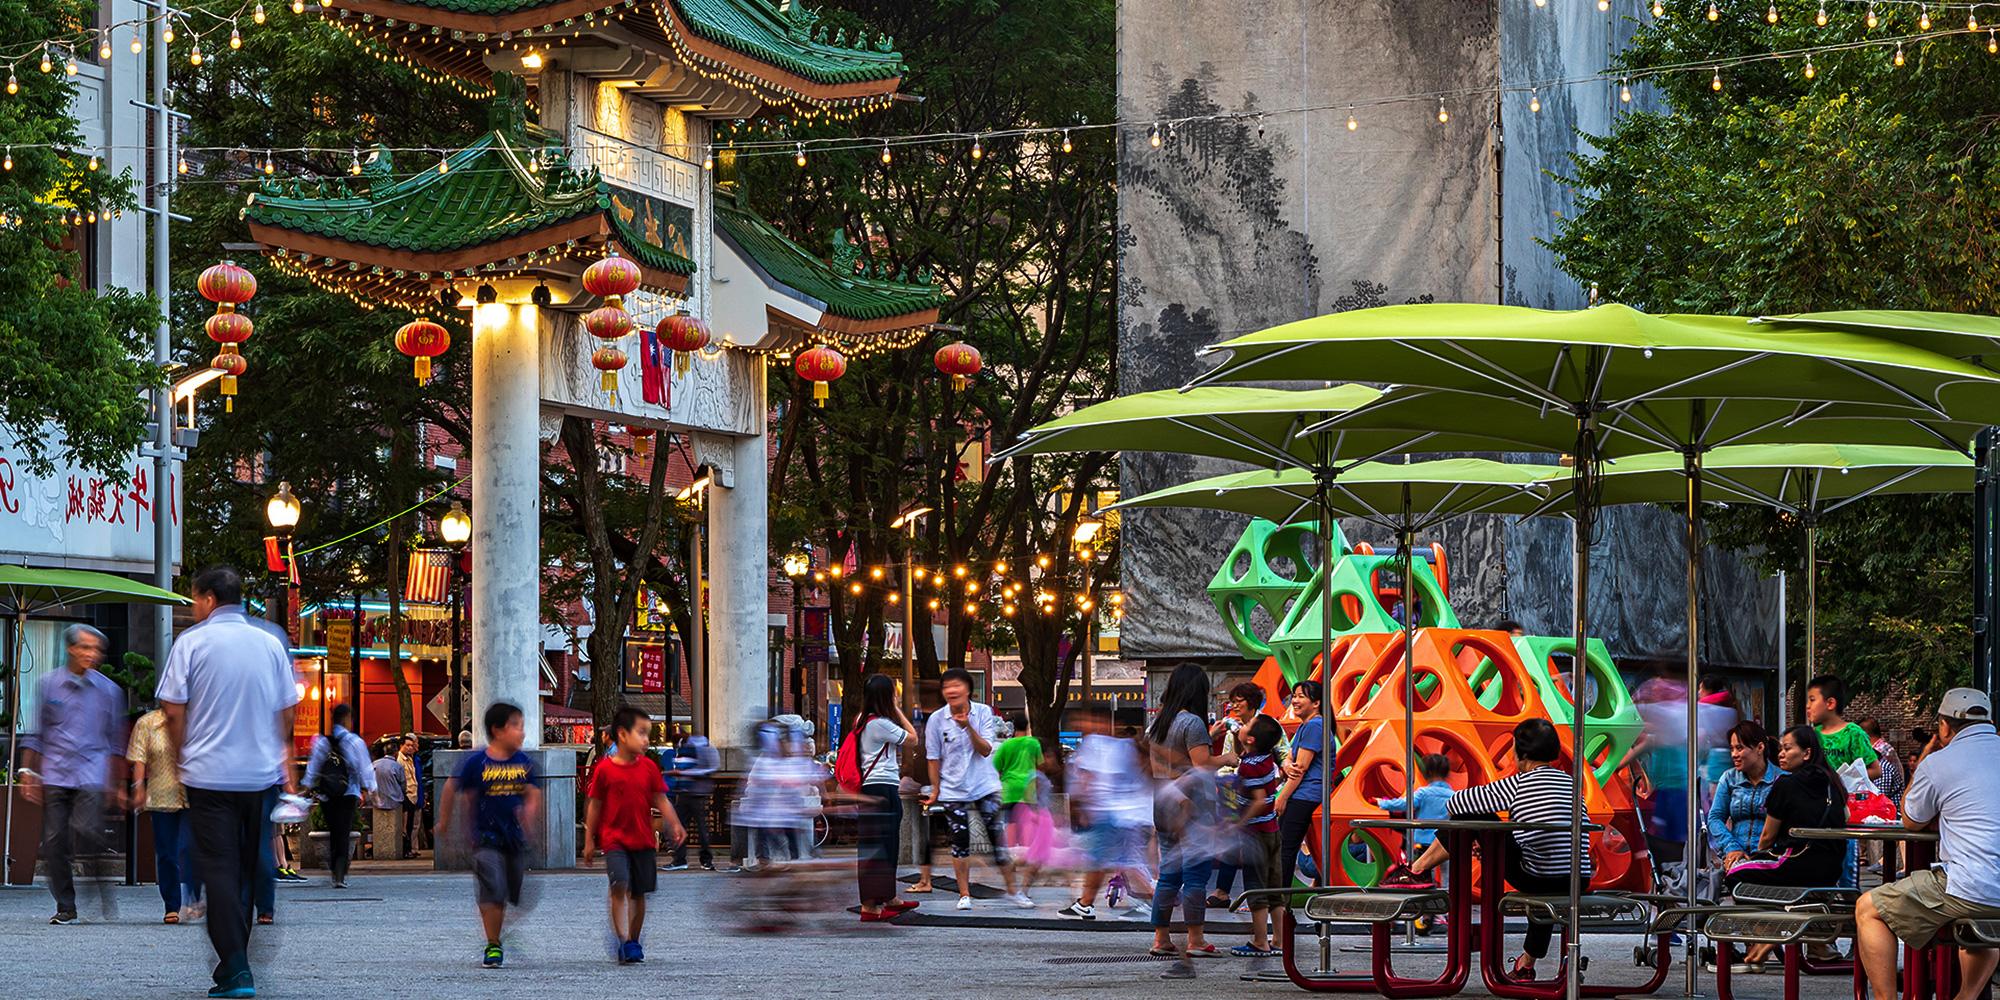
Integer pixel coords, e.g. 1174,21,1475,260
583,706,684,965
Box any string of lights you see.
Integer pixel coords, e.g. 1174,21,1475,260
805,557,1124,621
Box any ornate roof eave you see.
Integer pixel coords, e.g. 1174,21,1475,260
714,195,942,355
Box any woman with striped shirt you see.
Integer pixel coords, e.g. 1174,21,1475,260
1446,717,1592,978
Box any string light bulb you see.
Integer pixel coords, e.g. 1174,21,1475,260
189,43,202,66
1766,3,1778,24
1652,0,1664,17
1598,0,1609,11
348,148,361,175
1435,97,1448,123
1619,78,1631,103
1803,55,1815,78
870,566,885,580
880,140,891,164
702,148,713,170
177,153,187,174
1816,1,1827,25
130,32,142,54
64,50,77,75
87,152,98,170
1988,27,1996,52
1060,129,1072,153
848,582,862,596
1346,108,1358,130
1707,1,1719,20
794,142,805,167
962,601,977,616
1529,89,1541,113
1148,122,1161,148
1894,40,1905,65
161,23,174,43
887,592,899,605
39,47,51,73
254,2,266,23
230,26,242,49
291,0,304,14
98,37,111,60
319,0,333,8
262,150,274,174
995,560,1008,574
4,69,14,95
1866,3,1878,28
438,151,449,173
969,134,982,160
1920,5,1931,30
1534,0,1545,8
3,148,11,172
1711,67,1723,90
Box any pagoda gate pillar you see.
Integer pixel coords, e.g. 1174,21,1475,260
697,360,772,769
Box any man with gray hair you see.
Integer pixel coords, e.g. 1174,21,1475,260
17,622,126,924
1857,687,2000,1000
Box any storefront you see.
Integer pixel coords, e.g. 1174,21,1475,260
289,601,455,747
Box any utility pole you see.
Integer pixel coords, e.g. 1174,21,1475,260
146,0,175,670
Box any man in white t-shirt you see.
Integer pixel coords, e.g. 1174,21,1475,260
923,669,1023,911
158,566,301,1000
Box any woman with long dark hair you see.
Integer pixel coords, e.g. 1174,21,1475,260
852,674,920,921
1719,724,1848,970
1273,680,1326,890
1147,662,1218,975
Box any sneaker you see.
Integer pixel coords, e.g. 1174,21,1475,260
618,940,644,965
1231,943,1280,957
48,911,77,925
207,971,256,999
956,895,973,911
1012,892,1036,909
275,868,308,883
1060,901,1096,920
331,879,347,889
1160,959,1197,979
1379,864,1437,889
482,943,504,968
662,863,689,872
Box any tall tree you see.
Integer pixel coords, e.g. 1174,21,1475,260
0,0,158,477
751,0,1118,740
1548,0,2000,702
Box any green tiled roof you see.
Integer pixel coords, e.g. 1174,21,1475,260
244,129,695,275
715,194,944,322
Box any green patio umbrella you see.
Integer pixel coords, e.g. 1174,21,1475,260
1191,302,2000,996
0,567,189,887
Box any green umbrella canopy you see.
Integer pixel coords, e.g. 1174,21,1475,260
1192,303,2000,428
1000,384,1565,469
1757,310,2000,363
0,566,189,615
1579,442,1973,512
1110,457,1564,528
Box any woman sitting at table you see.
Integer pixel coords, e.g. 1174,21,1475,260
1408,717,1591,978
1720,724,1848,971
1708,721,1782,875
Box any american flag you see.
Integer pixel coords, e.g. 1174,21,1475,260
404,549,452,603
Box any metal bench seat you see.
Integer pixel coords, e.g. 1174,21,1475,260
1649,904,1755,935
1704,909,1853,946
1302,889,1451,923
1728,883,1859,907
1954,920,2000,947
1500,893,1651,931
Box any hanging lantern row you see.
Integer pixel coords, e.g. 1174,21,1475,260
394,319,450,384
934,340,981,391
581,248,641,401
198,259,257,412
795,345,847,406
657,311,711,375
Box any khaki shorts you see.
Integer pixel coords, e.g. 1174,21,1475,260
1868,868,2000,949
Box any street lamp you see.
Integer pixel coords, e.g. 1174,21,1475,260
781,549,810,718
679,464,713,733
440,500,471,736
889,506,932,710
264,481,302,641
782,550,811,579
1071,507,1105,705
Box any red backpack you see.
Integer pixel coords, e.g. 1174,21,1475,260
835,717,891,793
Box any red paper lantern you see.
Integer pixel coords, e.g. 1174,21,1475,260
198,260,257,306
794,346,847,406
593,345,628,394
584,305,634,341
581,250,641,306
205,311,254,349
631,426,656,457
656,312,710,374
394,319,451,384
934,341,982,391
210,351,247,412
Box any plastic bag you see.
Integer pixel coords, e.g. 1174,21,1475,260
1839,759,1898,824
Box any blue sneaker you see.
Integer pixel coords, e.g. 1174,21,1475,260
482,943,503,968
618,940,644,964
207,971,255,998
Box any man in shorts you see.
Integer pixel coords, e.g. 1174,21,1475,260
438,702,542,969
923,669,1025,910
1857,688,2000,1000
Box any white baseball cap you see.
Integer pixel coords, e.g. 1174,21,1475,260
1938,687,1993,723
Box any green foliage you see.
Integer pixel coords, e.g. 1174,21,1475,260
1549,0,1994,701
0,0,159,478
104,650,157,704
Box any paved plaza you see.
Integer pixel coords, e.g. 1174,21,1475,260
0,864,1883,1000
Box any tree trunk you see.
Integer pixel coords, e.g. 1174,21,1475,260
560,415,673,730
386,432,416,735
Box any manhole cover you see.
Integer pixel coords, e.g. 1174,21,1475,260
1044,954,1175,965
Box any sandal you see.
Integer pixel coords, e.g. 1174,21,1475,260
163,913,179,925
1149,945,1179,957
1231,943,1279,957
907,882,934,894
1511,954,1536,978
860,910,897,923
1205,893,1231,908
1188,943,1221,958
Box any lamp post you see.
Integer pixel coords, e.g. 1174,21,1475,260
264,480,302,636
782,549,810,718
1072,511,1102,708
678,465,713,733
440,500,471,738
889,506,933,711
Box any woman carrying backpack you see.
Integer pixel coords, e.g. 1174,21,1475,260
844,674,920,921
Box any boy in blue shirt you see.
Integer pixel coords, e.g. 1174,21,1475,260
1377,753,1455,890
438,702,543,969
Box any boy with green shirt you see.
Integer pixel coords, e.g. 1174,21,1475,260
1806,674,1879,899
991,713,1043,809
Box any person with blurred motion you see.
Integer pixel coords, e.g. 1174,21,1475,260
1149,663,1218,978
666,729,721,871
582,706,683,965
1063,701,1153,919
303,703,376,888
924,668,1025,910
847,674,921,922
1858,689,2000,1000
438,702,542,970
19,623,125,926
129,698,200,923
158,567,301,999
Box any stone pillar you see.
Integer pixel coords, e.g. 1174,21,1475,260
470,299,543,749
701,363,771,769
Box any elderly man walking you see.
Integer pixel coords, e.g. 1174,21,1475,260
159,567,300,1000
1856,688,2000,1000
17,624,125,924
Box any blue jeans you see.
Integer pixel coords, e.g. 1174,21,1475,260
149,810,201,912
1151,848,1213,929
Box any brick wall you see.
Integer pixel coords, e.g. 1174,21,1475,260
1841,681,1931,772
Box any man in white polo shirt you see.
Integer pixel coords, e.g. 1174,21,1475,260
922,668,1025,911
1857,687,2000,1000
158,566,300,1000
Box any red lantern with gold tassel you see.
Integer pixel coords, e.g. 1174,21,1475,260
198,260,257,307
656,312,710,375
394,319,450,384
794,345,847,406
581,250,641,304
934,341,981,391
205,311,253,352
631,427,656,456
581,250,641,401
210,351,247,412
592,346,628,392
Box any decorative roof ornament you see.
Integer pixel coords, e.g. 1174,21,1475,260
829,228,860,276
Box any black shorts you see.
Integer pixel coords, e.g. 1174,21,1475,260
606,848,658,894
473,847,527,906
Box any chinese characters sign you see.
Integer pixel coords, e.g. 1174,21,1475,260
0,443,179,568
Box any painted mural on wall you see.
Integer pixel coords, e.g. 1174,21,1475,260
1115,0,1778,668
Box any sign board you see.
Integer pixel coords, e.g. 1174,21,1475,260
325,620,353,675
634,643,667,694
0,440,180,571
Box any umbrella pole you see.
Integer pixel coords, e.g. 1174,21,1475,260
1400,485,1416,834
1805,514,1818,679
1683,447,1705,996
1567,419,1595,1000
1315,478,1337,973
4,609,22,887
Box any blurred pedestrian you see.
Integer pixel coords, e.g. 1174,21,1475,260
1148,663,1218,977
924,669,1025,910
666,729,721,871
158,566,302,999
19,623,125,925
438,702,542,970
304,703,376,888
847,675,919,921
1062,701,1153,919
128,700,200,923
582,706,682,965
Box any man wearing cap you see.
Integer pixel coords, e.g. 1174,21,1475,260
1857,687,2000,1000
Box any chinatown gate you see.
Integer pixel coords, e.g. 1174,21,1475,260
238,1,939,863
